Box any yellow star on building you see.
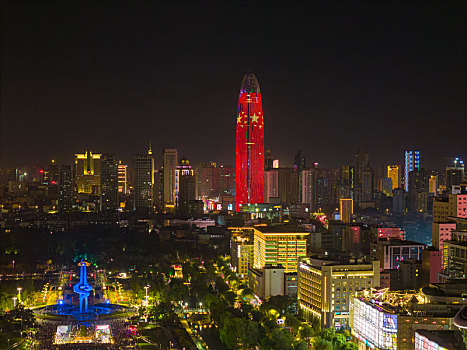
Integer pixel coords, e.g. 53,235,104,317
251,114,259,123
237,115,242,123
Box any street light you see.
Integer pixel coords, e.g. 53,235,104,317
12,297,17,307
144,285,149,305
17,287,22,303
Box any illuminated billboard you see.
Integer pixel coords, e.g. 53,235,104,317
95,324,112,344
350,297,397,350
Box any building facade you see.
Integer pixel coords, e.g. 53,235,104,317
340,198,353,223
134,147,154,213
264,169,279,203
298,257,380,329
74,151,102,195
387,165,400,191
163,148,178,208
117,163,128,194
370,238,426,270
235,72,264,210
350,289,460,350
253,225,309,273
58,164,73,213
100,154,119,212
249,264,285,299
175,158,195,216
229,227,255,279
404,150,421,192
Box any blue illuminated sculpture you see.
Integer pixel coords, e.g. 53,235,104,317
73,260,93,313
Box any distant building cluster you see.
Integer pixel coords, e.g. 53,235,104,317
1,72,466,348
0,145,236,217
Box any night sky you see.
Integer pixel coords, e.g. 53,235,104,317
2,1,466,169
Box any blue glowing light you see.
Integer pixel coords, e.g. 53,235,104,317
73,260,93,313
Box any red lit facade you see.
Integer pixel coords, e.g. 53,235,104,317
235,73,264,210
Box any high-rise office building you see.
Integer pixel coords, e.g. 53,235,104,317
74,151,102,195
446,158,465,191
58,164,73,213
428,174,438,195
387,165,400,191
339,198,353,223
44,159,59,185
219,166,235,197
117,163,128,194
253,225,309,273
134,146,154,212
340,165,355,199
294,150,306,172
354,150,369,203
392,187,405,214
298,257,380,329
100,154,119,212
355,150,369,182
408,168,428,213
361,166,374,202
196,162,219,200
301,168,339,211
301,169,315,206
235,72,264,210
195,162,235,208
404,150,421,191
278,167,300,205
163,148,178,207
294,150,306,201
175,157,196,216
153,167,164,209
264,169,279,203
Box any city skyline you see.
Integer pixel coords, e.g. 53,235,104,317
2,2,467,349
2,2,466,169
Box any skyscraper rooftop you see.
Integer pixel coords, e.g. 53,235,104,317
240,72,260,94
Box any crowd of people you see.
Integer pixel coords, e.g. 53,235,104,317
33,316,138,349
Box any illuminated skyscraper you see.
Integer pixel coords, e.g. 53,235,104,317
117,163,128,194
404,150,420,191
175,157,196,216
74,151,102,195
428,174,438,195
58,164,73,213
264,169,279,203
298,257,380,329
134,145,154,212
354,150,369,203
253,225,309,273
163,148,178,208
44,159,59,185
235,72,264,210
387,165,401,190
100,154,119,212
339,198,353,223
446,157,465,191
